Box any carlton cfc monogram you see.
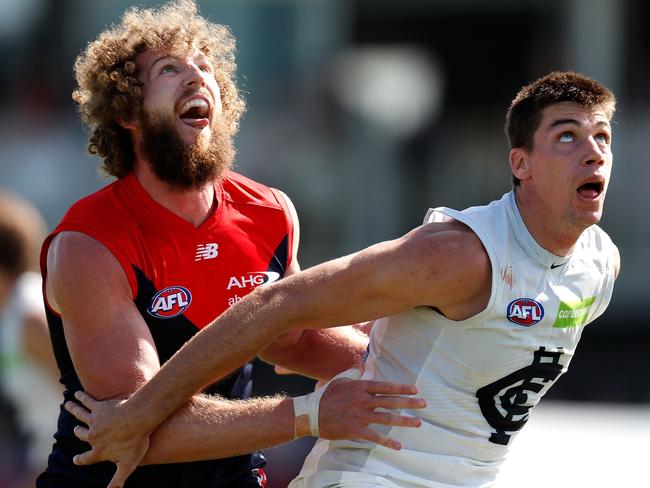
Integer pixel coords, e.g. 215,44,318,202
476,347,565,445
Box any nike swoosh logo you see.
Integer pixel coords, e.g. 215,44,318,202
550,263,565,269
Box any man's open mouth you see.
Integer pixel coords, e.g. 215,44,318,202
577,179,604,199
179,97,210,128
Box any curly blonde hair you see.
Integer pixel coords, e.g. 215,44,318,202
73,0,246,178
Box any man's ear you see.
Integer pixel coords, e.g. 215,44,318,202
509,147,531,183
117,117,137,130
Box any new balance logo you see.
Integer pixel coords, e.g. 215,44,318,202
195,243,219,261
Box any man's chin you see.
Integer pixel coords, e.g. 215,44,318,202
197,131,214,151
574,209,603,229
177,123,211,146
140,113,233,189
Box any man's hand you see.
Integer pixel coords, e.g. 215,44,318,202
65,391,151,488
310,374,426,451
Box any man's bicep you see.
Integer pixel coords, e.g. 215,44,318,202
345,224,491,320
268,231,436,330
47,232,160,400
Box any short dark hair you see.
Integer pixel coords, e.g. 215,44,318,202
505,71,616,186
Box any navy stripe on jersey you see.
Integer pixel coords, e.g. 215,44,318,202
267,234,289,276
133,265,253,400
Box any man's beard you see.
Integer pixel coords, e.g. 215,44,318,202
138,111,235,190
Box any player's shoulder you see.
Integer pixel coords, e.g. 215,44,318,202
60,177,135,231
221,170,284,209
416,218,485,247
582,222,614,244
44,177,140,290
46,229,130,301
404,219,489,271
579,224,620,277
49,230,114,263
389,220,490,314
45,228,134,317
576,223,618,260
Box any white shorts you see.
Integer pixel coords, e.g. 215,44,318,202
289,472,411,488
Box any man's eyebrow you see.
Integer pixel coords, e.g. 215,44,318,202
149,55,174,73
549,118,611,129
549,118,580,128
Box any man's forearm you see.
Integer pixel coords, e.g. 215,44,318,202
259,326,368,380
142,394,295,464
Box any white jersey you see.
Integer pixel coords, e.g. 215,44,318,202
291,191,617,488
0,272,61,470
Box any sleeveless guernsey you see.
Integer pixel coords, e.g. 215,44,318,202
291,191,617,488
37,171,294,488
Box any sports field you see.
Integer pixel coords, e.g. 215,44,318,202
498,401,650,487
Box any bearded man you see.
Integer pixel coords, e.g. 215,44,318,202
36,2,425,487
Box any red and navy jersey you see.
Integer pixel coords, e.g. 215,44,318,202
37,171,291,488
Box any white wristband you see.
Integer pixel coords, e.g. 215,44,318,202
292,394,308,438
293,384,327,437
292,367,362,438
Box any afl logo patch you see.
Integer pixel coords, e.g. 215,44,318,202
506,298,544,327
148,286,192,319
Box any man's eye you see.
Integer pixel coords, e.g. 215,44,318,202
594,133,609,144
160,64,177,74
558,132,574,142
199,64,213,73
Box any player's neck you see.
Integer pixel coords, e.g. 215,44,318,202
134,162,216,228
514,189,581,257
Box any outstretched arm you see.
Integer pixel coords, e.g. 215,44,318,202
122,221,490,425
50,233,420,480
67,221,490,486
70,377,421,466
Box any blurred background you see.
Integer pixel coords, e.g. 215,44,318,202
0,0,648,486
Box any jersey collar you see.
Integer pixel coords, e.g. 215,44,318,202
505,191,572,270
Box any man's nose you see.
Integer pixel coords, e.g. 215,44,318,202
184,63,206,87
583,136,606,166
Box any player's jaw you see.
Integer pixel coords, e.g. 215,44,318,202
138,108,234,190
